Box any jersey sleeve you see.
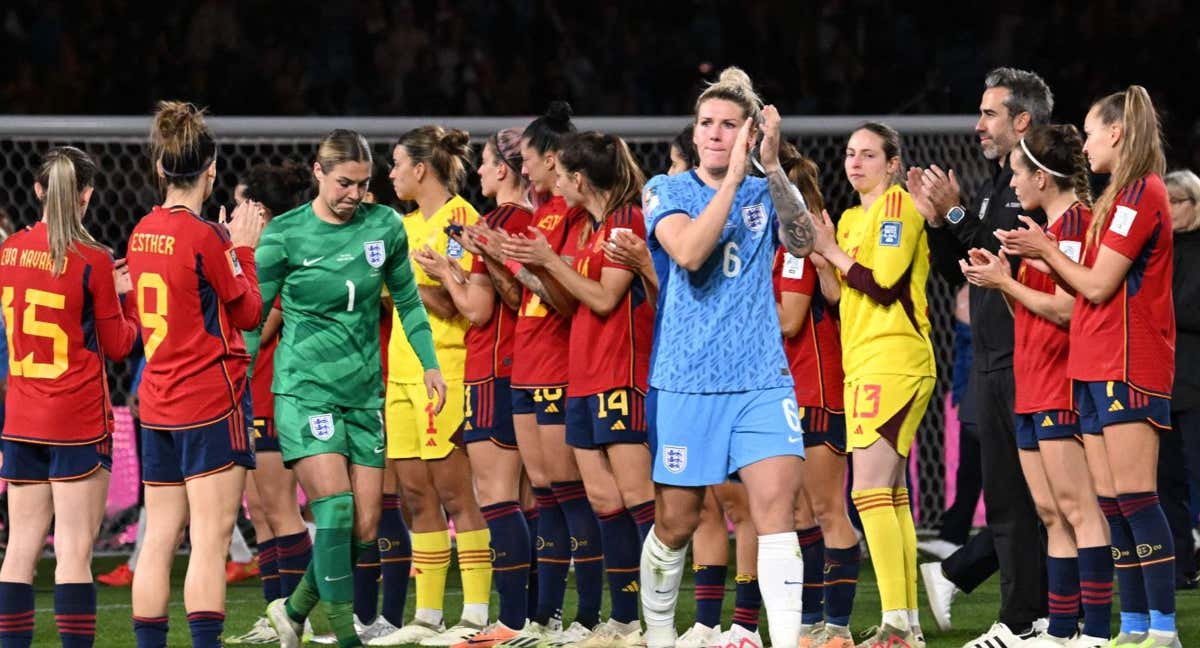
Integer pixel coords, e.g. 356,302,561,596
383,214,439,372
778,249,816,296
199,225,262,330
86,251,138,361
1051,204,1089,264
844,191,924,305
643,175,690,237
1100,179,1166,261
601,206,646,272
255,221,289,323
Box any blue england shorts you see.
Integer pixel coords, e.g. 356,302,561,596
1015,410,1081,451
565,387,648,449
1074,380,1171,435
511,385,567,426
464,377,517,448
0,437,112,483
800,406,846,454
141,390,256,485
253,416,280,452
650,386,804,487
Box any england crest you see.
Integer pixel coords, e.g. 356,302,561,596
663,444,687,474
742,203,767,233
364,240,386,268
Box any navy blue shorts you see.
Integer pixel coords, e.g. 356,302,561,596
1015,410,1081,451
1074,380,1171,435
0,437,112,483
253,416,280,452
800,406,846,454
463,378,517,448
511,386,566,426
565,388,648,450
141,391,255,485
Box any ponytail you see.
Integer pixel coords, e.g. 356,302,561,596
36,147,102,276
1087,86,1165,247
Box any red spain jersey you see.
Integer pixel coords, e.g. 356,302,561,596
772,247,845,411
250,297,282,420
566,205,654,397
127,206,262,429
1069,175,1175,394
464,203,534,383
511,196,586,388
1,222,138,444
1013,203,1091,413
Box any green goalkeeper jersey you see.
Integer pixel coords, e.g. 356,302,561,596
256,201,438,409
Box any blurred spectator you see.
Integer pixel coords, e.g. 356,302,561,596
0,1,1197,167
1162,169,1200,588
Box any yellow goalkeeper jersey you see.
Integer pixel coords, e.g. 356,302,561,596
387,194,480,384
836,184,935,381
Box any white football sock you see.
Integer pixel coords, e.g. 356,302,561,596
756,532,804,648
640,526,687,648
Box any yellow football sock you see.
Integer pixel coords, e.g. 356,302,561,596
455,528,494,606
412,529,451,612
893,487,919,612
851,487,906,612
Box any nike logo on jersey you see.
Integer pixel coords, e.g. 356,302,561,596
324,574,350,582
303,256,325,266
373,445,385,454
788,435,802,443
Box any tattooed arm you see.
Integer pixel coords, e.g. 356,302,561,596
759,105,816,258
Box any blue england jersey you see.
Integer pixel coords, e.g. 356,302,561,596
643,170,793,394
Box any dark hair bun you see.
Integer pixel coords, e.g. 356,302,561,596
545,101,574,126
439,128,472,157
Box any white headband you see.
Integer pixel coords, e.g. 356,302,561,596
1019,138,1069,178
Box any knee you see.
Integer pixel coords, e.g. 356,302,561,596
618,483,653,509
1033,500,1062,529
655,506,699,549
586,491,624,515
355,514,380,543
439,485,480,519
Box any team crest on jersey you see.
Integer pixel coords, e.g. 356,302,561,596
446,238,464,259
364,240,386,268
642,186,660,214
879,221,902,247
309,413,335,441
742,203,767,233
663,444,687,474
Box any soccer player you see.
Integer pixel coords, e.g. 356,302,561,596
126,101,265,648
259,129,445,648
962,124,1112,648
774,150,861,648
997,87,1179,648
227,162,316,645
0,147,139,648
639,68,816,648
494,102,604,648
502,131,656,648
412,128,534,648
371,125,491,647
809,122,935,648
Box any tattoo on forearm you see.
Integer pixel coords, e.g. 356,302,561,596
767,168,816,257
515,267,553,303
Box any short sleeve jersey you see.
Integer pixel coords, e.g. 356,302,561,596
256,201,421,409
1069,175,1175,394
511,196,587,388
1,223,136,443
464,204,533,383
128,206,256,429
1013,203,1091,413
567,205,655,397
835,186,935,380
387,195,479,384
772,248,845,411
643,171,792,393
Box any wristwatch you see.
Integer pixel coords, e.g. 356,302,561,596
945,205,967,224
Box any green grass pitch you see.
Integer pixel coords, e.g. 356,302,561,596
19,553,1200,646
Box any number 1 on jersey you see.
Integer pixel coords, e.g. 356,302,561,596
345,279,356,312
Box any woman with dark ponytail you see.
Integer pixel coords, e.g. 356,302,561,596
999,86,1179,647
126,101,266,648
0,147,138,648
503,131,655,648
963,124,1113,647
226,161,315,645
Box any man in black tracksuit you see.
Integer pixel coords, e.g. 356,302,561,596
908,67,1052,645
